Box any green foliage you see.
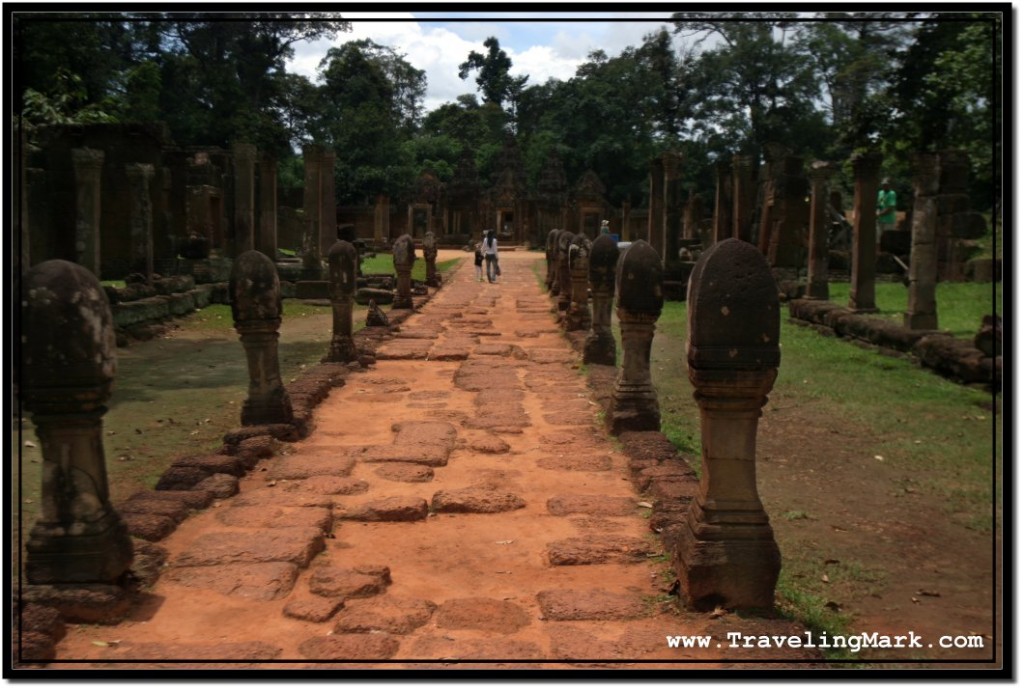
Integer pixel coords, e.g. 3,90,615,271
458,37,516,109
20,68,119,129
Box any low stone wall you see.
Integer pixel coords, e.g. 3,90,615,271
788,299,1001,390
110,281,228,344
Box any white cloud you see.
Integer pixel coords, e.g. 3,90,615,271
287,14,676,113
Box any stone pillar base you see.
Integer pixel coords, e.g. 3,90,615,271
564,306,591,332
325,337,358,364
241,392,293,426
26,513,133,586
904,313,938,331
804,281,829,301
583,334,616,366
21,582,137,624
605,391,660,435
673,505,780,611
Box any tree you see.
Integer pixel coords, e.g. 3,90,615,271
881,13,1001,209
672,13,825,161
316,41,421,204
13,13,161,131
458,36,527,131
155,13,349,152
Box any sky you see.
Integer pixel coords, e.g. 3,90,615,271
286,11,688,113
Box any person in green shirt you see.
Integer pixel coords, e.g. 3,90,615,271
876,178,897,251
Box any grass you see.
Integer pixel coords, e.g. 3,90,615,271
361,255,461,283
828,281,1001,338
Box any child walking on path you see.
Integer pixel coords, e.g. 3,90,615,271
473,239,484,282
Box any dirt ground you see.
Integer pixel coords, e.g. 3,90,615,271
19,250,1000,674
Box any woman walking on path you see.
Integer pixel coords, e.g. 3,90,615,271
484,229,500,283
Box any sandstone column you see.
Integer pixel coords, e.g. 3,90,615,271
766,155,809,269
936,150,975,281
423,230,439,287
324,240,359,363
606,240,663,435
258,155,278,259
230,251,293,425
319,148,337,257
905,153,941,330
732,154,757,243
806,161,837,300
849,151,882,312
664,152,683,264
392,234,416,310
683,191,696,241
125,163,155,283
232,142,257,254
712,159,733,245
302,144,322,272
374,194,389,246
565,232,592,332
72,148,104,277
648,157,665,258
674,238,781,611
21,260,133,584
583,234,620,365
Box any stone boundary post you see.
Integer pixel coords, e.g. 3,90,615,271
545,228,561,294
423,230,439,287
555,230,574,314
606,240,663,435
230,251,293,425
565,233,592,332
674,238,781,611
325,240,359,363
392,234,416,310
583,234,619,365
21,259,134,584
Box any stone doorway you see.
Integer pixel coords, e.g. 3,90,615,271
496,209,514,239
581,210,601,238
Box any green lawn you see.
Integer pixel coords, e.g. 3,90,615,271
829,281,1001,338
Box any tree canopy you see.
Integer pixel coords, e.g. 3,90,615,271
12,12,1003,213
